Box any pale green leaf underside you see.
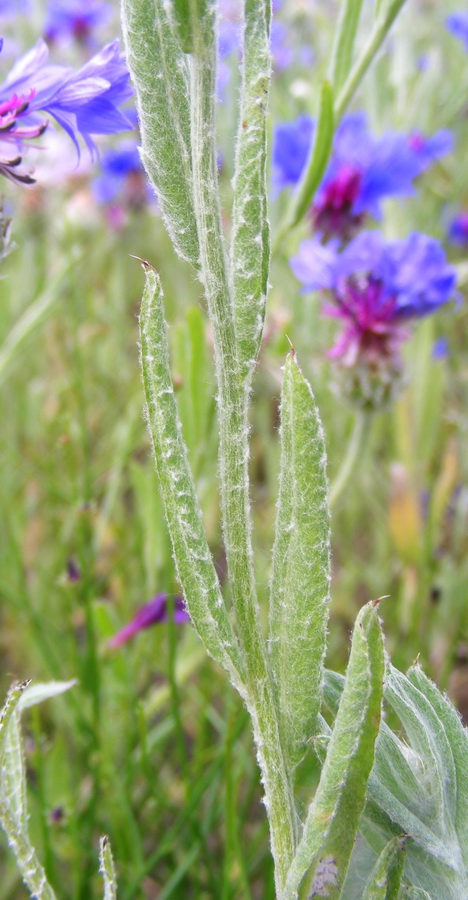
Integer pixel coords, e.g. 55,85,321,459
361,836,406,900
283,602,384,899
269,351,330,772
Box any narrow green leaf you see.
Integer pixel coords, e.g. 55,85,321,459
121,0,199,265
231,0,272,379
269,350,330,771
139,264,245,688
335,0,408,121
361,836,407,900
100,836,118,900
283,80,334,235
283,601,385,900
329,0,364,93
0,684,57,900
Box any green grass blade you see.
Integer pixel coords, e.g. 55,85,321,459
283,602,385,900
280,80,334,237
139,263,245,687
269,350,330,771
121,0,199,265
100,836,118,900
231,0,272,379
361,836,407,900
329,0,365,93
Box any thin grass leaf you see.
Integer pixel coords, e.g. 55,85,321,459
329,0,365,93
100,836,118,900
231,0,272,379
121,0,199,265
361,836,407,900
283,601,384,900
269,350,330,772
139,263,245,688
279,80,334,239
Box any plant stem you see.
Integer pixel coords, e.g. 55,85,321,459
189,44,298,891
330,412,371,509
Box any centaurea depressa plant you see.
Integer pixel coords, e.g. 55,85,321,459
1,1,468,899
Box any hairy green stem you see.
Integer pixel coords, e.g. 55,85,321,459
188,24,297,888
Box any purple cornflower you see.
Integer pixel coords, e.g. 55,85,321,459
273,114,453,242
448,211,468,248
0,38,133,183
45,0,112,47
291,232,456,396
108,594,190,649
446,13,468,51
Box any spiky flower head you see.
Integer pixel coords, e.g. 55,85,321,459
291,231,456,408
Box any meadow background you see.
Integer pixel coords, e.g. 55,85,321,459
1,0,468,896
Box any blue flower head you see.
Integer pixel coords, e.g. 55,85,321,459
273,114,453,242
290,231,456,407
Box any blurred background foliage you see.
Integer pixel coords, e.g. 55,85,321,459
0,0,468,896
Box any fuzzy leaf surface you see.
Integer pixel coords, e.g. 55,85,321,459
100,836,118,900
139,264,245,687
361,836,406,900
231,0,272,379
121,0,199,265
269,351,330,771
0,683,57,900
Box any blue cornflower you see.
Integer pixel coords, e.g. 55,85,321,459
273,114,453,241
0,38,133,183
291,232,456,391
92,139,152,222
45,0,112,46
448,211,468,248
446,13,468,51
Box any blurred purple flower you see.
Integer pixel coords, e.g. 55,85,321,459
291,231,456,367
433,337,449,360
108,594,190,649
92,139,148,205
446,13,468,51
448,211,468,247
0,38,133,183
45,0,112,46
273,114,453,241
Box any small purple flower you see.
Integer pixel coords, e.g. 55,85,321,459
108,594,190,649
291,231,456,371
0,38,133,182
273,114,453,241
45,0,112,47
446,13,468,51
448,211,468,247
